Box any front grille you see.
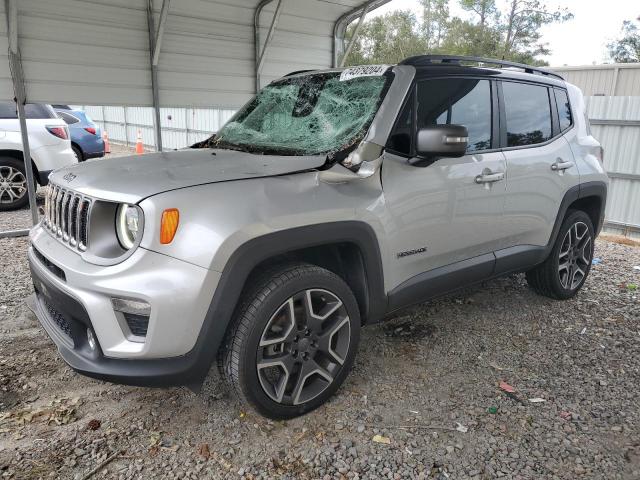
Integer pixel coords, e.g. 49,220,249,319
44,183,92,252
41,296,73,342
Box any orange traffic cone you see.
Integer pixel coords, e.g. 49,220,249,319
102,131,111,154
135,129,144,155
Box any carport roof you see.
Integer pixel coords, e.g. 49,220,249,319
1,0,391,108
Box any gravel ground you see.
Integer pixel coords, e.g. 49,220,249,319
0,237,638,479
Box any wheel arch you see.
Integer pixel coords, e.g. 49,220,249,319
548,181,607,253
185,221,387,387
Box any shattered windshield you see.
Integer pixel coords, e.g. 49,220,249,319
205,71,392,157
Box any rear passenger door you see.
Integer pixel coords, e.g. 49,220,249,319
499,81,580,249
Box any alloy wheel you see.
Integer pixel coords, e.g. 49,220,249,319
558,221,592,290
257,289,351,406
0,166,27,205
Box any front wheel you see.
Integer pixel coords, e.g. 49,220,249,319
222,263,360,419
526,209,595,299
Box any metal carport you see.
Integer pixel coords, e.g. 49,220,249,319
1,0,390,236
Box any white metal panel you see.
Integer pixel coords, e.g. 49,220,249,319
588,96,640,121
0,0,13,100
605,178,640,227
8,0,385,108
591,124,640,175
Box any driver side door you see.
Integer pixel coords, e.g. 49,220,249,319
381,77,507,300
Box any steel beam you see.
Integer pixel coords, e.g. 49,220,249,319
152,0,171,67
338,4,370,67
332,0,391,68
0,228,29,239
254,0,284,92
590,119,640,127
4,0,39,227
147,0,163,152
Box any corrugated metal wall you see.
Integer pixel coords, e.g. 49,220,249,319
552,64,640,238
79,105,236,151
3,0,372,107
0,1,11,100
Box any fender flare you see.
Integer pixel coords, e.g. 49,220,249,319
184,221,387,385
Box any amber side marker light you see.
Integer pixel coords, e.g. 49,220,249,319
160,208,179,244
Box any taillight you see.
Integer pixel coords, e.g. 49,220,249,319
597,146,604,165
46,126,68,140
84,126,97,135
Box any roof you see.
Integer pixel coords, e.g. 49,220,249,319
0,0,391,108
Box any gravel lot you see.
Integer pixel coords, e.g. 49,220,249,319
0,235,638,479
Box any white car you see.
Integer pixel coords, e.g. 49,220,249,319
0,102,77,210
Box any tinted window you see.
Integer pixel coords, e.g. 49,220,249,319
417,78,492,152
386,92,414,155
554,88,572,132
0,102,57,119
58,111,80,125
503,82,552,147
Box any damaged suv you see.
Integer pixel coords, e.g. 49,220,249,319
28,56,607,419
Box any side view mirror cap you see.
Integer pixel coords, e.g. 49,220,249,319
416,124,469,158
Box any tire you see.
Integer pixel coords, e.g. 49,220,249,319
222,263,361,419
72,145,84,162
0,157,29,211
526,209,595,300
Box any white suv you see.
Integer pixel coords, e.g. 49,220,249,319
0,102,76,210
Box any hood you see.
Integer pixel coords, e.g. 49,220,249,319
49,148,326,204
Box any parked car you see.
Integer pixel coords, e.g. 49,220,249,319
0,102,76,210
54,108,104,162
28,56,607,419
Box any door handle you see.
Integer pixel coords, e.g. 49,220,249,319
551,160,573,171
475,171,504,184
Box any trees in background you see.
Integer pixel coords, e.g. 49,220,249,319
608,19,640,63
345,0,572,66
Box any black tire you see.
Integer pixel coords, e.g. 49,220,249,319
0,156,29,211
222,263,361,419
72,145,85,162
526,209,595,299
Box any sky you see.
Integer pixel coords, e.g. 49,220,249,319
370,0,639,67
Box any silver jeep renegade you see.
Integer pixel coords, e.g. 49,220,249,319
28,56,608,419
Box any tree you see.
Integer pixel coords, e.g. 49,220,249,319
343,0,573,67
499,0,573,64
608,19,640,63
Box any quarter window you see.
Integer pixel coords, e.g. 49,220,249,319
386,91,414,156
554,88,572,132
417,78,492,153
502,82,552,147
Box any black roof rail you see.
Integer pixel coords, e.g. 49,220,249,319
283,69,315,77
399,55,564,80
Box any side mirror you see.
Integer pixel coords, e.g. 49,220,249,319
416,125,469,158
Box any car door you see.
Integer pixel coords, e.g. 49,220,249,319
499,81,581,249
381,77,507,292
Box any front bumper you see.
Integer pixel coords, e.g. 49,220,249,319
28,225,222,386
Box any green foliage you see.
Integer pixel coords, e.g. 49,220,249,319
343,0,573,67
607,20,640,63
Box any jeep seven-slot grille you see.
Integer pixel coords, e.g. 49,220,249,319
44,183,92,251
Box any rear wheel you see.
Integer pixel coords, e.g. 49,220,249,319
526,210,595,299
222,263,360,419
72,145,84,162
0,157,29,211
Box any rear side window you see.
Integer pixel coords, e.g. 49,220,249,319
554,88,572,132
58,111,80,125
0,102,57,119
502,82,552,147
416,78,492,153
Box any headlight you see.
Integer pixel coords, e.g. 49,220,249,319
116,204,142,250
